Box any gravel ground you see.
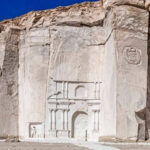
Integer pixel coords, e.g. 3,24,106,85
1,142,150,150
104,144,150,150
0,142,90,150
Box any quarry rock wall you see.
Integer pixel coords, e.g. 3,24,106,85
0,0,149,142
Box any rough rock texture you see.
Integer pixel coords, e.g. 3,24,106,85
103,4,148,141
103,0,145,8
0,1,104,29
0,28,20,138
0,0,149,142
146,14,150,140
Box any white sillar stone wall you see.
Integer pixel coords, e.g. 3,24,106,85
19,28,50,139
18,25,105,141
0,0,149,142
101,4,149,141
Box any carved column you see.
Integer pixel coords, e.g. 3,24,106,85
97,110,100,131
96,111,98,131
55,82,57,99
93,110,100,131
62,82,68,99
98,82,101,99
64,110,68,130
65,82,68,99
52,110,56,130
62,82,65,98
94,82,97,99
49,109,52,130
61,109,65,130
93,110,96,131
94,82,101,99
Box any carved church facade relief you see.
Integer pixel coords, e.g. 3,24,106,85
1,0,149,142
23,23,104,141
45,80,101,141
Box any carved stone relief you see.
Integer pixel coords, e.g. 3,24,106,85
48,80,101,100
93,110,100,131
29,123,43,138
72,111,88,141
46,80,101,141
75,85,87,99
123,47,141,65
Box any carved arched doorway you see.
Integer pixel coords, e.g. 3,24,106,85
72,111,88,141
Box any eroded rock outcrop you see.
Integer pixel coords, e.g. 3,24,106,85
0,1,105,30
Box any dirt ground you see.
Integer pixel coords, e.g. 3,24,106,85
1,142,150,150
0,142,90,150
105,144,150,150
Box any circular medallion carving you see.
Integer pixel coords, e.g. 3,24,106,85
123,47,141,65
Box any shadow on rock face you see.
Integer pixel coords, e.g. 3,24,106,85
135,108,146,142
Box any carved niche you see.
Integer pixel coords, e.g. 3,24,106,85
29,123,43,138
75,85,87,99
123,47,141,65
